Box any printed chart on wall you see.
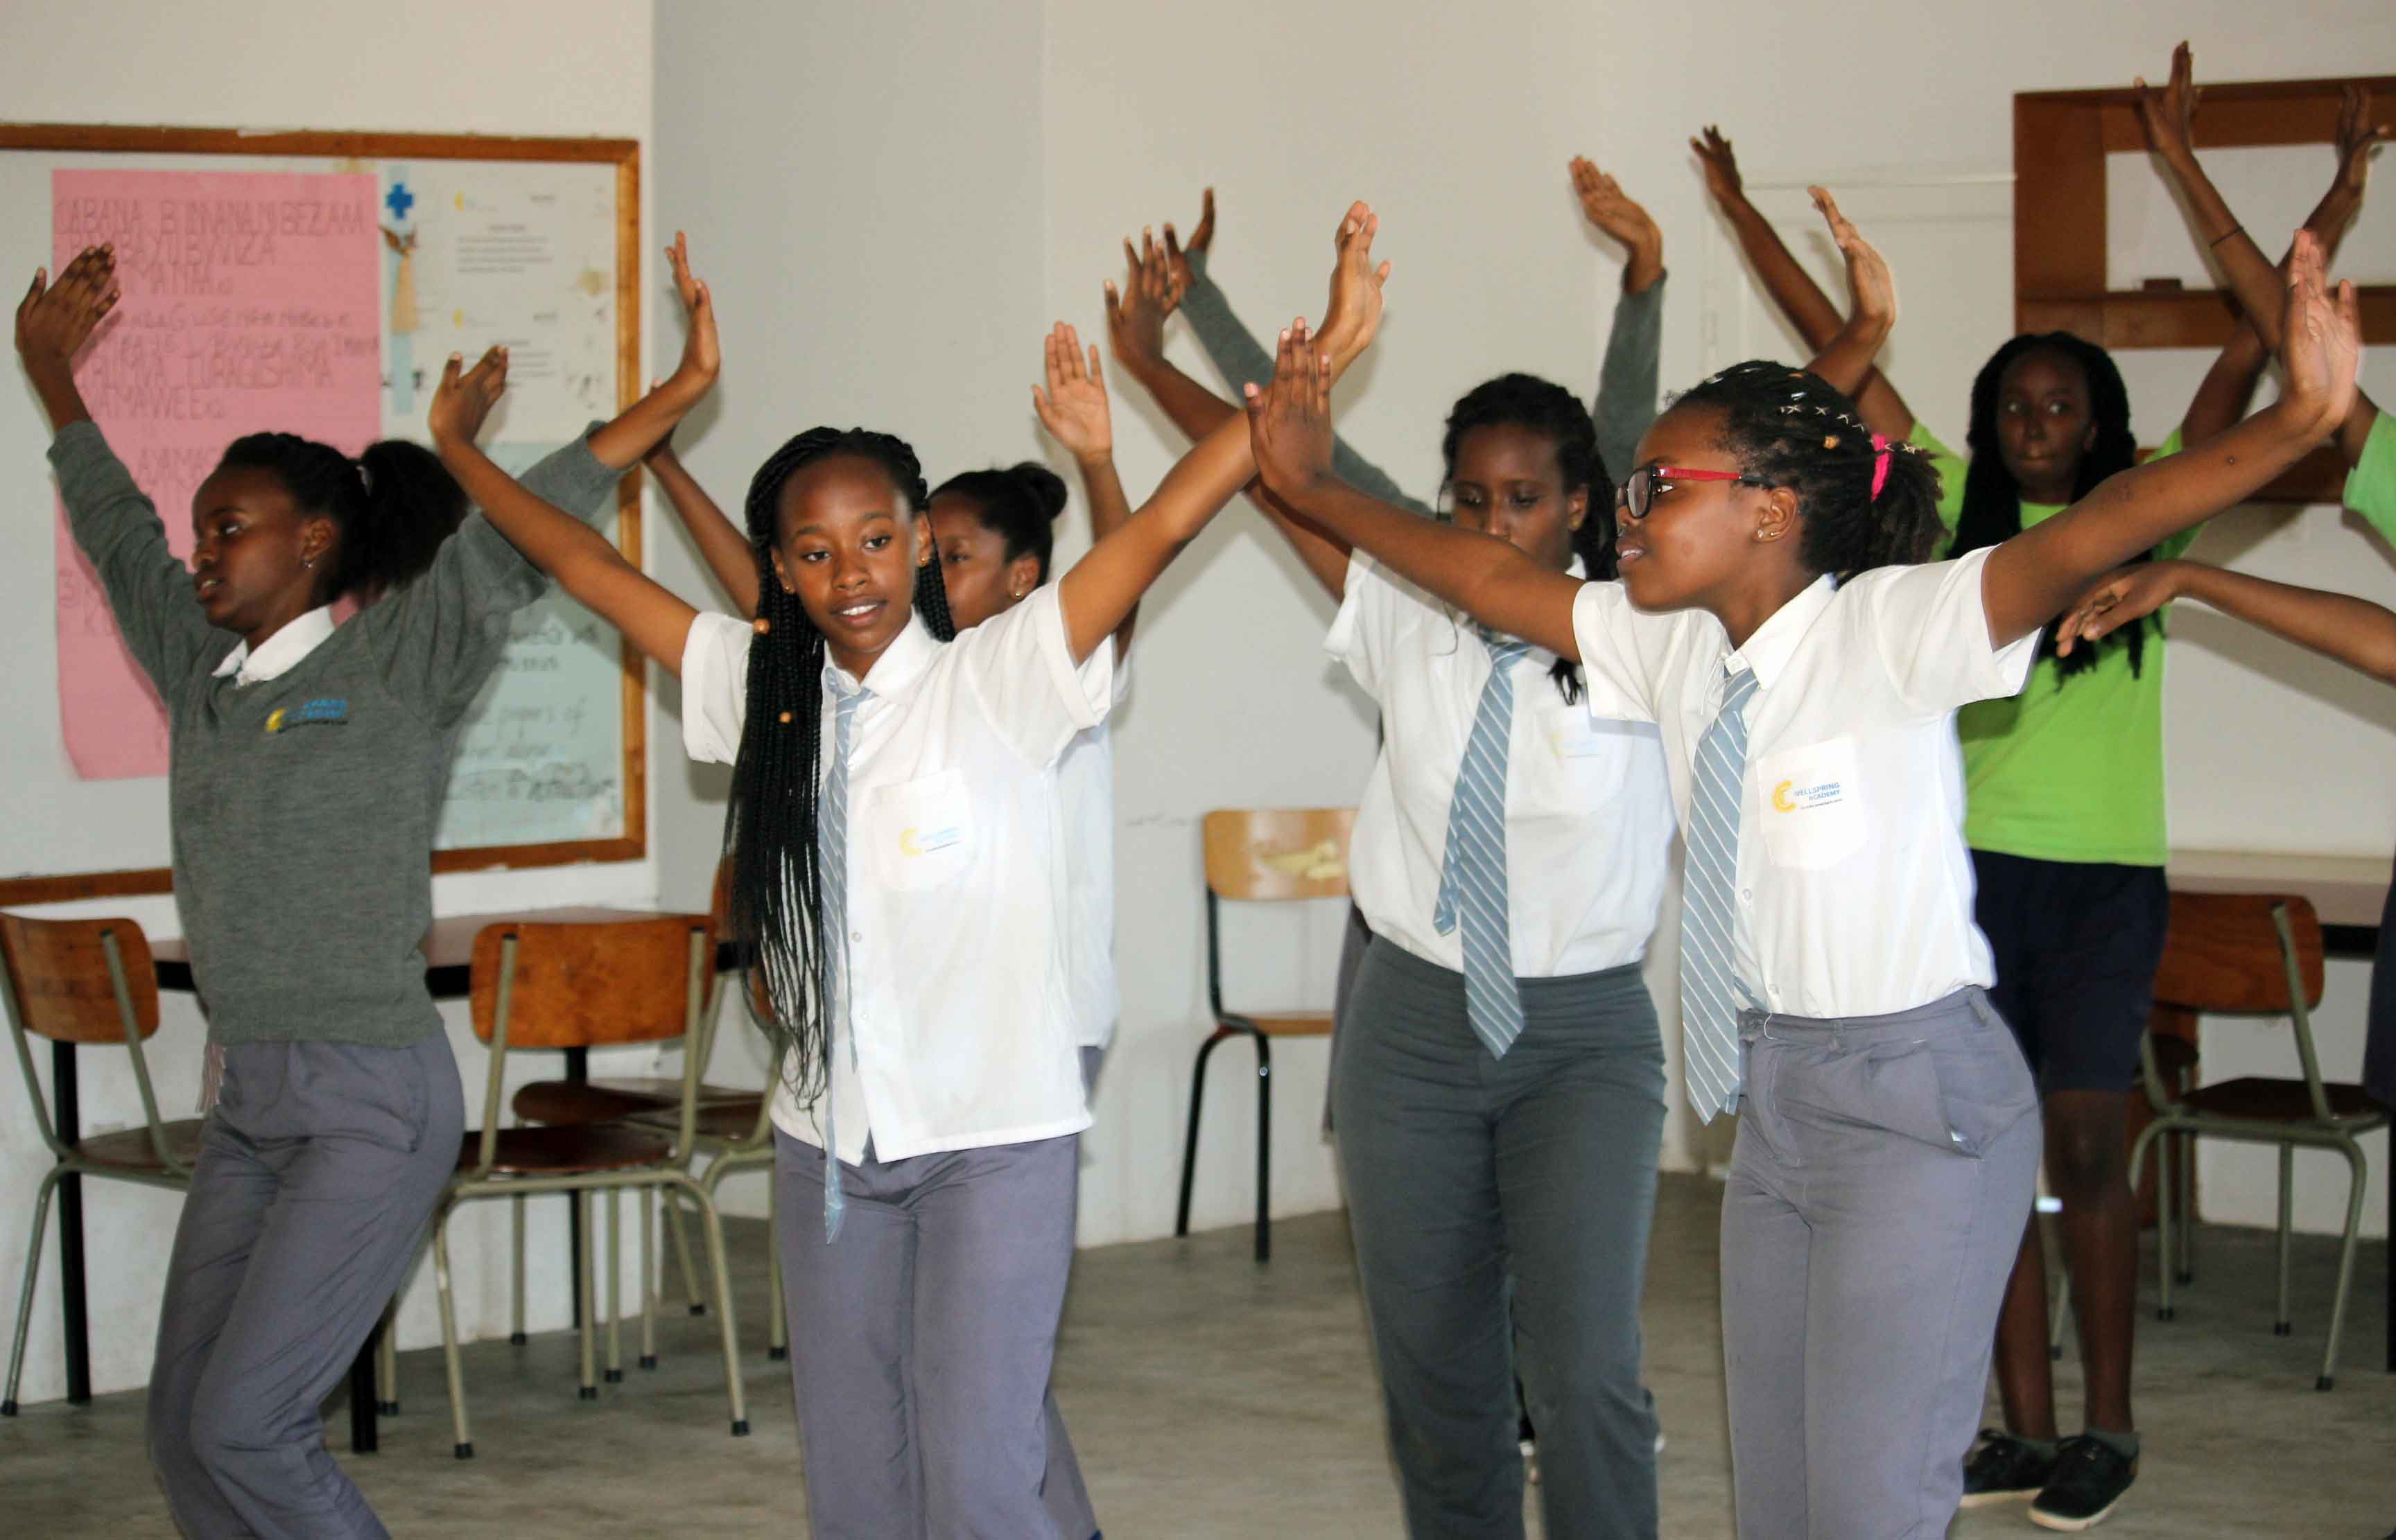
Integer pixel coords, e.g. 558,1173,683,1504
0,130,641,902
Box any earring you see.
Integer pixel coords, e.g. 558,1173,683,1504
1012,588,1027,600
304,555,316,568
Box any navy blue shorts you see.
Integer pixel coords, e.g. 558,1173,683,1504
1971,848,2169,1095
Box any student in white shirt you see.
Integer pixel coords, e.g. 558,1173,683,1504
1241,201,2358,1539
429,215,1387,1537
644,310,1134,1540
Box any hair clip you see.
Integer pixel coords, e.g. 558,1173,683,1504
1823,435,1841,449
753,617,771,635
1779,404,1803,415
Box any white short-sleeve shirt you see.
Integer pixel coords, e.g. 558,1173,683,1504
680,585,1113,1162
1569,547,2038,1020
1328,552,1674,977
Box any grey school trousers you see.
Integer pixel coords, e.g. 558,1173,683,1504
148,1034,463,1540
1334,938,1665,1540
775,1128,1080,1539
1721,987,2040,1540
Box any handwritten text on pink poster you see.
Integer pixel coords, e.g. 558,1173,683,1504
53,169,381,779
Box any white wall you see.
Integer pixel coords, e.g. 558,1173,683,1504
0,0,660,1408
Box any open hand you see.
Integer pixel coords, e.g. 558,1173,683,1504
1317,202,1391,369
1032,322,1112,464
428,345,510,448
1247,318,1335,496
1104,230,1183,371
1691,126,1744,204
15,245,120,368
2134,42,2201,161
1162,188,1216,294
2277,229,2361,434
1570,157,1660,252
2057,561,2188,655
663,230,720,393
2334,82,2389,200
1812,186,1895,333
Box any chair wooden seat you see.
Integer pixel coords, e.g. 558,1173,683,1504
2180,1076,2390,1127
1226,1011,1334,1038
510,1077,754,1127
462,1123,674,1176
627,1098,766,1141
73,1119,208,1173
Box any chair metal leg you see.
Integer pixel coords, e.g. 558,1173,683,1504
3,1169,62,1416
666,1190,706,1316
765,1173,788,1360
2173,1126,2196,1286
431,1208,472,1459
674,1175,749,1436
604,1189,623,1384
1254,1033,1273,1264
639,1187,657,1371
2318,1139,2369,1391
577,1191,599,1399
2275,1144,2295,1336
2128,1119,2173,1322
1175,1032,1229,1238
508,1193,528,1345
375,1295,400,1415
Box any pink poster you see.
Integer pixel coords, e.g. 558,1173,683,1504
52,170,381,779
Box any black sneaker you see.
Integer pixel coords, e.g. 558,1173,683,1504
2029,1435,2137,1531
1960,1429,2056,1507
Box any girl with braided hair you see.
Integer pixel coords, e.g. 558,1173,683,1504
1243,193,2359,1540
14,243,711,1536
429,212,1387,1536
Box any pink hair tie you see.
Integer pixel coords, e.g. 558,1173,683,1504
1869,432,1892,502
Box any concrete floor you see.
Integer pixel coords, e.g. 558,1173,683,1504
3,1173,2390,1537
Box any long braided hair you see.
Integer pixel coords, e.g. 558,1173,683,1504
1439,373,1616,704
1947,333,2144,679
723,428,957,1105
214,433,469,603
1669,361,1945,577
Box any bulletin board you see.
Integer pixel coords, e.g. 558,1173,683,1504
0,126,644,905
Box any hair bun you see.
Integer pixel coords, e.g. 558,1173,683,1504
1007,461,1070,521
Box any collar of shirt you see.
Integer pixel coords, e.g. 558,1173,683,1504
825,609,936,700
1724,574,1837,692
211,606,336,687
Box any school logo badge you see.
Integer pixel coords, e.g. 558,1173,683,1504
267,698,350,733
1771,776,1844,814
899,823,963,858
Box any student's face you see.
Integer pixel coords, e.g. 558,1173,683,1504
1614,405,1793,612
767,455,931,677
189,466,328,633
1447,423,1588,572
1994,349,2097,500
928,492,1039,631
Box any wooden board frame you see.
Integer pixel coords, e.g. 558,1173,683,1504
0,125,645,906
2014,76,2396,505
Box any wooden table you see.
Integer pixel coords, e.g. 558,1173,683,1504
121,906,718,1452
2163,850,2393,1372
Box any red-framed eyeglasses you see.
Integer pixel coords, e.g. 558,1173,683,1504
1617,465,1769,521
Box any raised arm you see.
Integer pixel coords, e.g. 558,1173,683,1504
1801,189,1896,398
1694,126,1914,439
2139,44,2385,464
2058,559,2396,684
15,246,116,432
1031,322,1141,653
1981,235,2357,646
1570,156,1668,476
1251,322,1582,658
1110,220,1353,599
428,353,701,674
1058,204,1389,660
584,231,719,471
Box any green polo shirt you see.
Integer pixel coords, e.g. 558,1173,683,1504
2348,410,2396,539
1913,425,2189,868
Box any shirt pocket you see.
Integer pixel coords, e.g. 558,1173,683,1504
1755,736,1865,872
863,768,976,893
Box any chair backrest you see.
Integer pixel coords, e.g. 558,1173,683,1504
469,916,711,1050
1203,809,1356,903
0,912,159,1044
2151,892,2325,1015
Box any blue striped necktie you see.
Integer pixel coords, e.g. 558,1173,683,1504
817,674,866,1239
1681,665,1759,1121
1433,635,1534,1058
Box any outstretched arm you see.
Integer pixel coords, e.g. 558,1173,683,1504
1694,126,1914,439
1981,235,2357,646
1059,204,1389,660
429,354,701,674
1032,322,1141,653
2058,559,2396,684
15,245,118,432
2139,44,2385,464
1572,156,1668,476
1800,189,1896,399
584,232,719,471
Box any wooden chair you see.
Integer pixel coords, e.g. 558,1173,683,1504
1174,809,1353,1263
2128,893,2389,1390
428,918,746,1458
0,913,197,1417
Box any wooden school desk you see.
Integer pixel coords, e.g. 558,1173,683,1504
35,908,722,1453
